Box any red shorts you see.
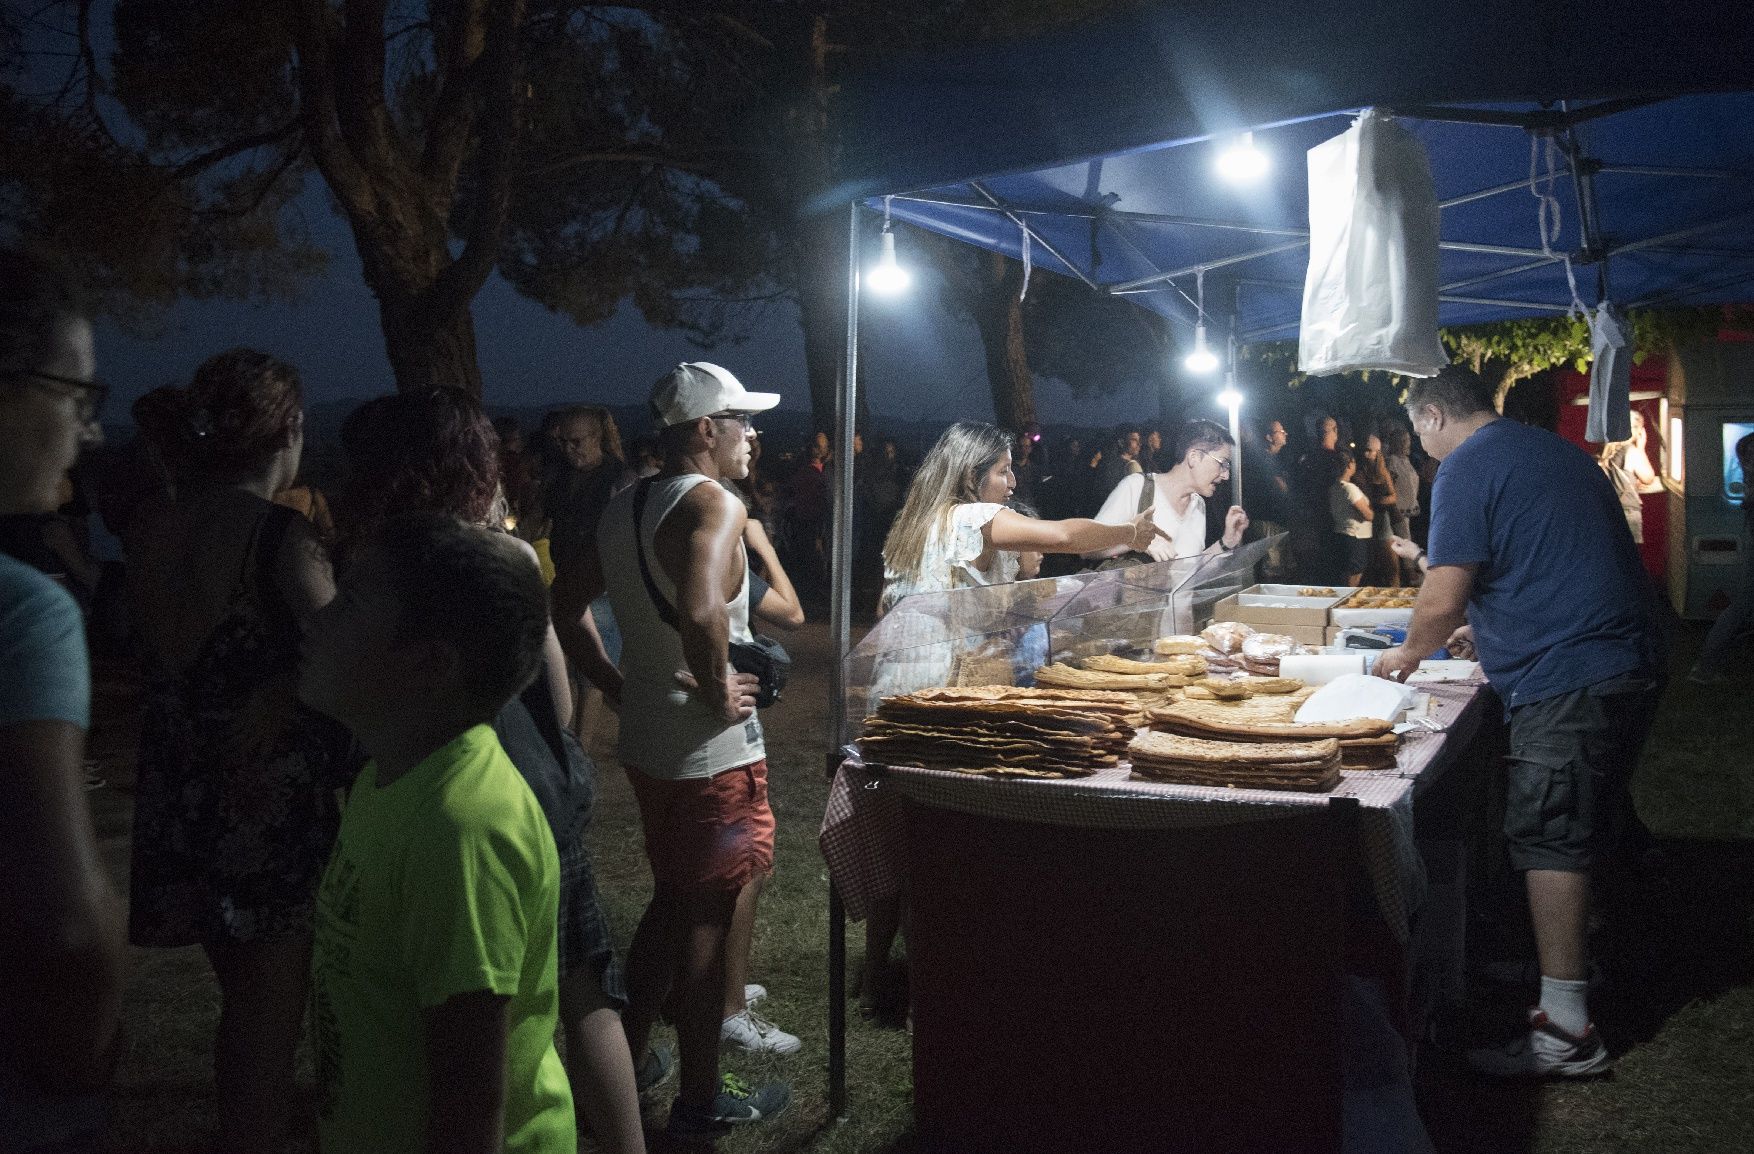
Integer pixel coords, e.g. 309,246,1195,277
626,759,775,893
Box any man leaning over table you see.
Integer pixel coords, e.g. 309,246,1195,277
1373,365,1665,1079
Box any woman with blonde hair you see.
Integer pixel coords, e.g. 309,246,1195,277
879,420,1163,615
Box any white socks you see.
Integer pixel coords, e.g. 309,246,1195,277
1540,975,1591,1036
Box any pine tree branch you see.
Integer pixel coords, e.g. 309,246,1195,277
418,0,491,188
292,0,375,222
170,121,302,181
430,0,526,318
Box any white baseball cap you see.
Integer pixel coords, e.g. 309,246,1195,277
649,362,780,428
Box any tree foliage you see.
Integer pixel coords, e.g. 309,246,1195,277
4,0,528,392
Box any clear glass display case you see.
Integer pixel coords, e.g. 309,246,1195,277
842,538,1276,738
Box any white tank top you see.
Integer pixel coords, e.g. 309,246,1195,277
598,473,764,779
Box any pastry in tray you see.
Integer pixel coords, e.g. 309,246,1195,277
1153,635,1207,655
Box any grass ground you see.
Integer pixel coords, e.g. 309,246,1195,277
90,620,1752,1152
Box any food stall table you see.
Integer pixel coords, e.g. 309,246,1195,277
821,678,1490,1153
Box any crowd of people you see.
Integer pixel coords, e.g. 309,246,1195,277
2,238,1747,1154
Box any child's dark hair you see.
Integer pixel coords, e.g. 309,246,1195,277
370,512,549,721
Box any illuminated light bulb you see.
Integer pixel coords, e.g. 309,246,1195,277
1184,323,1220,374
1216,131,1270,183
1217,386,1243,410
866,230,911,296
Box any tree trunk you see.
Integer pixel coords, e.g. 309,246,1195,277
974,252,1036,431
377,289,483,393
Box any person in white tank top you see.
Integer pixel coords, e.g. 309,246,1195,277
549,362,792,1135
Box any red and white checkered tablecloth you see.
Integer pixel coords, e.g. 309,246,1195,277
820,679,1488,939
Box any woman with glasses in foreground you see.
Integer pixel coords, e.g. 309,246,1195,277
1086,418,1250,565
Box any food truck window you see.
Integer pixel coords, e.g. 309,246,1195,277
1725,422,1754,506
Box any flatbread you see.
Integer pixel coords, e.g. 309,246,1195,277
1149,700,1395,740
1081,653,1208,677
1034,663,1189,690
1129,731,1342,765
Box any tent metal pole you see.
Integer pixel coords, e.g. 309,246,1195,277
826,200,861,1123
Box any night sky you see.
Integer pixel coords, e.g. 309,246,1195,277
92,186,1181,438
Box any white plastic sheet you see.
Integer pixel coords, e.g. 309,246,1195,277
1300,111,1447,378
1585,303,1632,443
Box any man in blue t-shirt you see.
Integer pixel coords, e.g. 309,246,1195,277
1375,366,1664,1080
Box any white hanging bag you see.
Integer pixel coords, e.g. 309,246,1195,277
1299,110,1447,377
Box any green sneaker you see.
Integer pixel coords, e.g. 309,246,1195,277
665,1073,791,1138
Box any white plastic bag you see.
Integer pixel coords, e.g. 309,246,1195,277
1585,303,1631,443
1299,110,1447,378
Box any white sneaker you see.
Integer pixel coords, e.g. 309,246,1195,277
721,1008,801,1055
744,983,767,1007
1467,1009,1611,1079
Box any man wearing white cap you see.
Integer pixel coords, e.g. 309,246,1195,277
552,363,790,1138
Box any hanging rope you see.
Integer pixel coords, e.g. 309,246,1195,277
1529,133,1588,317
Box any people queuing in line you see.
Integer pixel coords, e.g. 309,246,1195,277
11,238,1733,1148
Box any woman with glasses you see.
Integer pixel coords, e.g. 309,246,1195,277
1086,418,1250,565
123,348,347,1152
0,248,127,1154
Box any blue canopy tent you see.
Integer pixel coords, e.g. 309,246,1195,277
817,0,1754,1118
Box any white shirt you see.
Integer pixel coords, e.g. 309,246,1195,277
598,474,764,780
1090,473,1207,561
879,502,1018,616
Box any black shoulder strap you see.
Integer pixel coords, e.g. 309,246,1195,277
1136,473,1155,516
631,478,682,632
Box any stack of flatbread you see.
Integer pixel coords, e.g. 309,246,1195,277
1147,699,1400,772
1128,731,1344,792
858,686,1136,778
1031,656,1204,711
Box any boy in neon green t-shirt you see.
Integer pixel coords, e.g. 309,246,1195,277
300,514,575,1153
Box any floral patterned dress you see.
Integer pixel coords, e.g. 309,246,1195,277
129,504,349,947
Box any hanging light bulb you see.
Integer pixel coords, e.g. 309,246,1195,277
866,229,911,295
1216,131,1270,183
1183,268,1219,374
1216,383,1243,410
1184,323,1220,374
866,196,911,296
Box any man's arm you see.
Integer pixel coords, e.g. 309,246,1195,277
423,990,510,1154
549,540,622,705
1373,563,1476,682
656,484,753,724
0,720,127,1091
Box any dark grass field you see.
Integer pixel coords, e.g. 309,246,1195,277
88,621,1753,1152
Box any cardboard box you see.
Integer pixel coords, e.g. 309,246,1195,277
1213,586,1346,629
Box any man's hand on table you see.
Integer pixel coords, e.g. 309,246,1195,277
1445,624,1476,660
1372,645,1422,685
